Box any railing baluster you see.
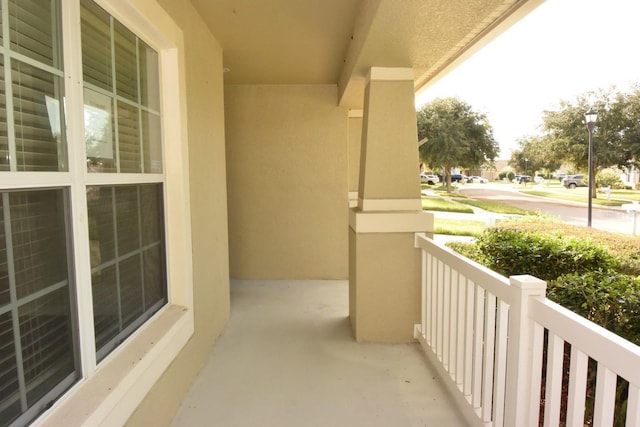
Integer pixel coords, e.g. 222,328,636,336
544,332,565,427
566,347,588,427
443,265,451,370
593,365,616,426
493,299,509,427
472,285,484,411
436,259,444,360
421,251,428,343
456,274,466,389
627,384,640,427
481,292,497,423
464,278,474,401
428,255,436,346
449,270,459,381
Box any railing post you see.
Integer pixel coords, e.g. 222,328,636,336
504,275,547,427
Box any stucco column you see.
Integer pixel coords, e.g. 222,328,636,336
349,67,433,343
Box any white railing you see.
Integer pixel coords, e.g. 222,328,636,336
413,233,640,427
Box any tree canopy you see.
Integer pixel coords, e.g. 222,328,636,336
508,85,640,194
416,97,498,189
541,85,640,173
509,135,562,178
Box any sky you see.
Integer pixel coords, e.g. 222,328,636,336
415,0,640,159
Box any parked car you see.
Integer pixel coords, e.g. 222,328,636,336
420,173,439,185
562,174,586,188
450,174,467,183
467,176,488,183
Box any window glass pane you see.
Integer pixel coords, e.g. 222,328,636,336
117,101,141,173
12,60,66,171
80,0,112,92
81,0,161,174
115,186,140,254
0,56,8,172
119,255,142,328
84,88,115,172
114,21,137,102
0,195,7,307
20,287,75,406
88,184,166,361
0,312,20,426
87,187,115,268
141,110,161,173
10,191,67,299
138,41,159,110
8,0,62,68
143,245,164,310
0,189,78,426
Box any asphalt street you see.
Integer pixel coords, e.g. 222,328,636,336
437,183,640,236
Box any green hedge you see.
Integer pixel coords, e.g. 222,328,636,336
475,228,617,281
549,270,640,345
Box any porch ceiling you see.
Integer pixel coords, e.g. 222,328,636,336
190,0,543,108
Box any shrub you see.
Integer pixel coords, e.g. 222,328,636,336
547,270,640,345
475,228,617,281
445,241,484,263
596,168,623,189
495,217,640,275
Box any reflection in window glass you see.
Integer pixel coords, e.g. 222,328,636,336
0,189,78,426
114,21,138,102
12,60,66,171
0,55,6,171
117,102,141,173
84,88,115,172
81,0,162,174
80,0,112,92
87,184,166,361
8,0,62,68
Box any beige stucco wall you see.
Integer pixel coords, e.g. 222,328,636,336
126,1,230,425
225,85,349,279
348,115,363,194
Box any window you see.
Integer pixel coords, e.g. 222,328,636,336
0,1,175,425
88,183,166,361
0,189,76,426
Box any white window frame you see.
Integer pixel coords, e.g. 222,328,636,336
27,1,194,425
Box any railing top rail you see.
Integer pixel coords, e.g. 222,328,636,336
415,233,513,302
531,297,640,386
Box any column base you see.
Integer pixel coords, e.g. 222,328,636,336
348,210,433,342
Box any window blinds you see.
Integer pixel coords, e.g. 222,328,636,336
0,190,77,426
88,184,166,361
80,0,162,174
4,0,66,172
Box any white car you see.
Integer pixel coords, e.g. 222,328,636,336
467,176,488,183
420,173,440,185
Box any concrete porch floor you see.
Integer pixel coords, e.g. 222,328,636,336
172,280,467,426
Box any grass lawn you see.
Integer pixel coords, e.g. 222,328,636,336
422,196,473,213
452,198,533,215
434,217,486,236
521,189,625,206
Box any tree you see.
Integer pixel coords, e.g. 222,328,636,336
542,86,640,196
509,135,562,179
416,97,499,190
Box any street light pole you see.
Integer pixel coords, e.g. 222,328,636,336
584,108,598,227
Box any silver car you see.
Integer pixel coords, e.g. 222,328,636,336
562,174,586,188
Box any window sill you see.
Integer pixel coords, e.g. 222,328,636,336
34,304,193,426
